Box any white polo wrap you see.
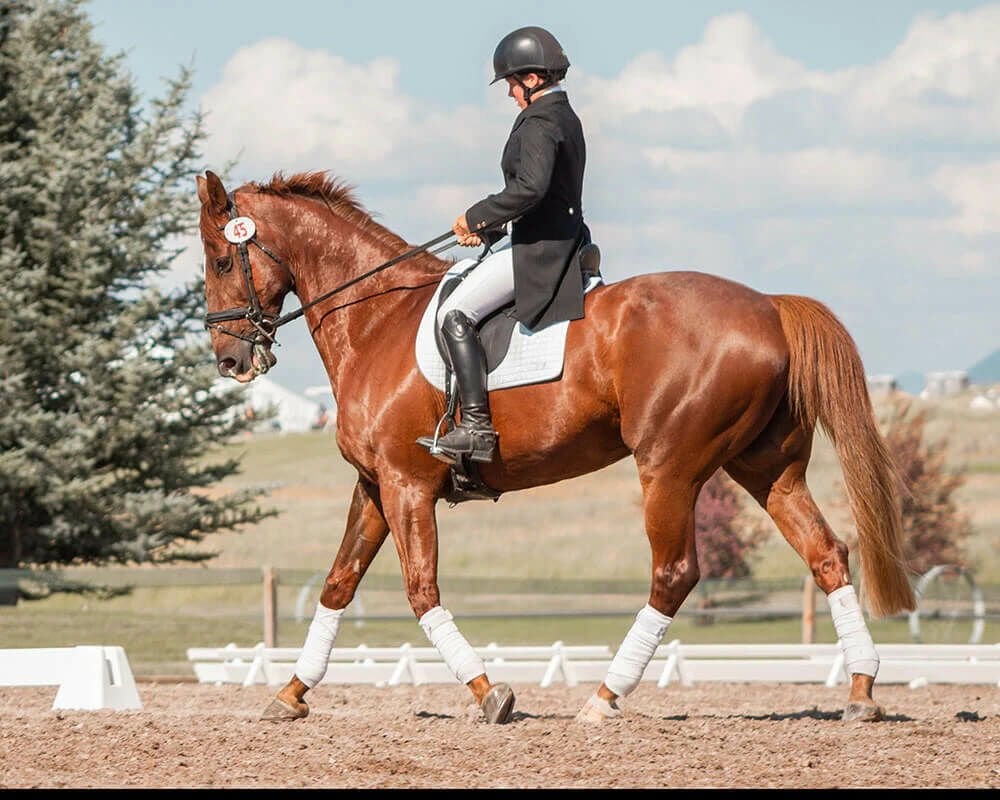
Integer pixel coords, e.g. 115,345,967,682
604,603,673,697
828,585,879,677
293,602,344,688
419,606,486,685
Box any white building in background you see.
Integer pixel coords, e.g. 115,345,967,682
921,371,970,398
969,394,998,411
969,385,999,412
216,376,327,433
866,374,898,396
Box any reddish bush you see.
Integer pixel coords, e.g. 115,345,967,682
694,470,770,579
881,398,973,575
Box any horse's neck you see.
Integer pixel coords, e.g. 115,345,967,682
290,212,442,395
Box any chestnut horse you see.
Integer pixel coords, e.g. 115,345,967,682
196,169,915,725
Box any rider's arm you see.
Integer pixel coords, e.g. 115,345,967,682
465,117,561,235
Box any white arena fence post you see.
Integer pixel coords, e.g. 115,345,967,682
0,645,142,711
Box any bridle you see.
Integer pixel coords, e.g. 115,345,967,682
203,192,456,353
203,194,291,350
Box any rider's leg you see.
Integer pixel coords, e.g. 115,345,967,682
428,248,514,463
434,309,496,462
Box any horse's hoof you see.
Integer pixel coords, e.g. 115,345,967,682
575,693,621,724
480,683,515,724
260,696,309,722
842,702,883,722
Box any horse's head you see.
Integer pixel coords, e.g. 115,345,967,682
197,171,294,382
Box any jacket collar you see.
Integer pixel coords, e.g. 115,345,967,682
512,89,568,127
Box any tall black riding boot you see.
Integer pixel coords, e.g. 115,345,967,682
431,309,497,463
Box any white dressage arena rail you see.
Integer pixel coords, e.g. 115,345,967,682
186,640,1000,688
0,645,143,710
187,641,613,688
651,642,1000,688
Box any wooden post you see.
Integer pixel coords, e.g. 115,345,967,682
263,566,278,648
801,575,816,644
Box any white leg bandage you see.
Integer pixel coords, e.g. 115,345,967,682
293,602,344,689
419,606,485,685
604,604,673,698
828,585,879,677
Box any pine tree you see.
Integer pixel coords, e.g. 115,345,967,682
0,0,273,583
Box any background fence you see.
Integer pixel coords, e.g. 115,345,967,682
2,565,998,680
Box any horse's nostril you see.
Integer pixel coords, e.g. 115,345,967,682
217,357,238,376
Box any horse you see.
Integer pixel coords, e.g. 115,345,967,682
196,168,916,725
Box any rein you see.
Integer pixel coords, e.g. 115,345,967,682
204,193,456,347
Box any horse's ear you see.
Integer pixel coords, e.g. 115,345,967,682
198,170,229,215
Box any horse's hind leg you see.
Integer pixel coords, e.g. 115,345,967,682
261,477,390,722
724,406,884,722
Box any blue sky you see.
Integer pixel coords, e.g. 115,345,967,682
85,1,999,396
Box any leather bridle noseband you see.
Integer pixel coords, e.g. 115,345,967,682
203,192,457,355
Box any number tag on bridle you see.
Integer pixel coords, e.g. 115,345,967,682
224,216,256,244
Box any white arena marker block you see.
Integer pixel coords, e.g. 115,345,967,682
52,646,143,711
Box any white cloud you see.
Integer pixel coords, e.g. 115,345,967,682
200,38,413,177
639,146,927,215
409,183,499,226
845,6,1000,141
184,7,1000,377
932,160,1000,235
577,13,818,131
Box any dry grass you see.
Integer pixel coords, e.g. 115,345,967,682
191,391,1000,585
9,391,995,675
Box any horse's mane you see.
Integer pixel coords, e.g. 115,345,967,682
252,171,410,253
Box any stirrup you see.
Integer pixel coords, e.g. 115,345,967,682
439,427,497,464
417,410,459,463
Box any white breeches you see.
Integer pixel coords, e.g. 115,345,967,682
436,246,515,328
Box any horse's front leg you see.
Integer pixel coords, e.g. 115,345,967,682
261,477,389,722
382,483,515,724
577,473,698,724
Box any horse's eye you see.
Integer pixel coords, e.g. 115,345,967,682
214,255,232,275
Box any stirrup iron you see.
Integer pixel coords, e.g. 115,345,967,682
418,410,459,463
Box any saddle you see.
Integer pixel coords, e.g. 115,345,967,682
433,242,601,372
432,243,602,506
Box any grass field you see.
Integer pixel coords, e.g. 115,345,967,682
2,391,997,677
162,392,1000,582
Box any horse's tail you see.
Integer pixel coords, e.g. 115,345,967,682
771,294,916,618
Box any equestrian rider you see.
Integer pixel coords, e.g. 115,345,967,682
424,25,592,465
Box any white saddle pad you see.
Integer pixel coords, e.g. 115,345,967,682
415,259,602,393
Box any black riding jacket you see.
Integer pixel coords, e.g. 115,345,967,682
465,89,590,332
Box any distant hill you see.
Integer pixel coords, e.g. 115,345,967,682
969,348,1000,385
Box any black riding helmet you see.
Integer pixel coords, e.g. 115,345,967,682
491,26,570,85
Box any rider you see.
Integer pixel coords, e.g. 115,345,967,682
425,25,593,465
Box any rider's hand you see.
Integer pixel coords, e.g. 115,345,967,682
453,214,481,247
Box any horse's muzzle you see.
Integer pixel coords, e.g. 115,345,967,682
216,341,277,382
